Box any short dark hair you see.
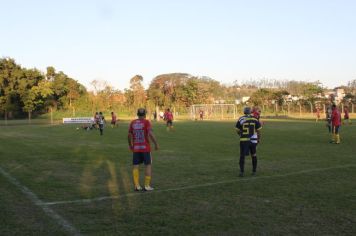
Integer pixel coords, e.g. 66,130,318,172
243,107,251,114
137,108,146,117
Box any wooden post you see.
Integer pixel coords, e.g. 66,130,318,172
50,107,53,125
287,103,290,115
299,104,302,117
4,109,7,126
310,102,313,114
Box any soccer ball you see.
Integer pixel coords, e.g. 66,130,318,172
76,127,80,130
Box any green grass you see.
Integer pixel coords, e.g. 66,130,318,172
0,119,355,235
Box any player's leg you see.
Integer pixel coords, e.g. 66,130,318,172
132,153,143,191
170,121,174,131
330,125,335,143
143,153,153,191
250,143,257,175
239,142,248,177
335,126,340,144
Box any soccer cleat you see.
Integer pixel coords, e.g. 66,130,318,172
238,172,244,177
134,185,143,191
144,186,154,191
252,172,256,176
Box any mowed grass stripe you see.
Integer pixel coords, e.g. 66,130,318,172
41,164,356,206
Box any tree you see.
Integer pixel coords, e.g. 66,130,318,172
128,75,146,108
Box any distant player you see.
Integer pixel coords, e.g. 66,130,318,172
343,106,351,125
128,108,159,191
199,109,204,120
330,104,341,144
325,105,332,133
111,111,117,128
94,112,100,129
315,107,321,122
164,108,174,131
98,112,105,135
235,107,262,177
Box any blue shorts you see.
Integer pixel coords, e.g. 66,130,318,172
133,152,152,165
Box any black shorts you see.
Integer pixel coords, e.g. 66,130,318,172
133,152,152,165
240,141,257,156
166,120,173,126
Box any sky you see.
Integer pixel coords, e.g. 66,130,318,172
1,0,356,90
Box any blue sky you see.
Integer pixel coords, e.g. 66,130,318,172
1,0,356,90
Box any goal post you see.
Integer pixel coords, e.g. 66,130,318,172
190,104,237,120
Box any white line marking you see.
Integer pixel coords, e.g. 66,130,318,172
0,167,81,236
42,164,356,206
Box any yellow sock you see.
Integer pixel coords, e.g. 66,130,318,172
133,168,139,187
336,134,340,143
144,176,151,187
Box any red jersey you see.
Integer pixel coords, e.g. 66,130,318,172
344,108,349,119
252,110,260,120
165,112,173,121
111,114,117,122
331,109,341,126
128,119,152,152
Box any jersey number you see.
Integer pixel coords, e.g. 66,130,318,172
242,123,255,135
133,130,145,143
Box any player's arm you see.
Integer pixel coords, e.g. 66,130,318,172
127,132,134,151
128,124,134,151
257,129,262,143
235,128,242,135
235,121,242,135
148,130,159,150
256,120,262,143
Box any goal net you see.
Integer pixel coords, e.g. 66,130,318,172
190,104,237,120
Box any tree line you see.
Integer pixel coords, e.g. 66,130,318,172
1,57,355,119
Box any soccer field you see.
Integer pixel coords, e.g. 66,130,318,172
0,119,355,235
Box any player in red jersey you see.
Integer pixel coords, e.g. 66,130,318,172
93,112,99,129
252,107,261,120
330,104,341,144
343,106,351,125
199,109,204,120
111,111,117,128
164,108,174,131
128,108,159,191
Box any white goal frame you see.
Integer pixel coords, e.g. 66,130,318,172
190,104,237,120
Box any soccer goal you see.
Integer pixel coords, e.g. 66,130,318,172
190,104,238,120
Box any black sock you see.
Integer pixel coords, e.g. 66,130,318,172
239,156,245,173
252,155,257,172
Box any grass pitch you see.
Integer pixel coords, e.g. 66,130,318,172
0,119,355,235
